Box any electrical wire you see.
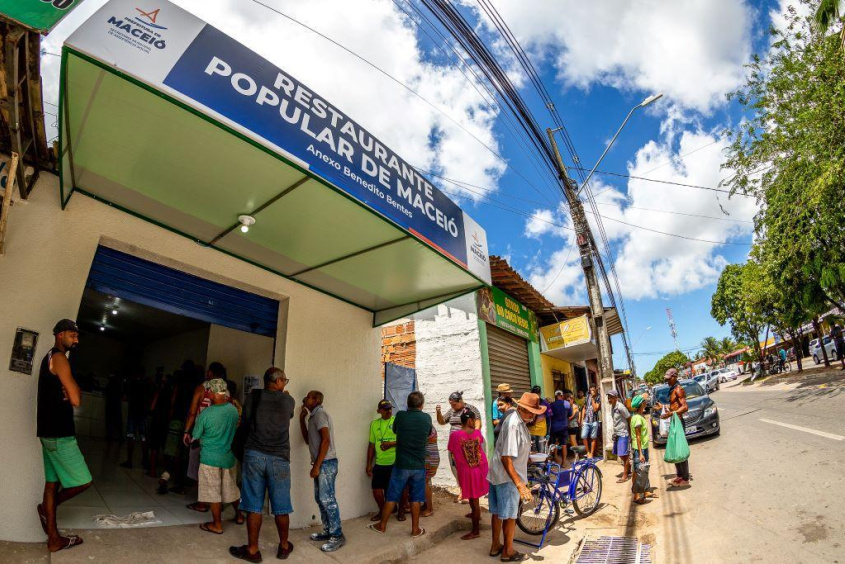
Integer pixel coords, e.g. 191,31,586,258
569,167,756,197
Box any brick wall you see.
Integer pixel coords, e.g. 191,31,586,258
381,320,416,374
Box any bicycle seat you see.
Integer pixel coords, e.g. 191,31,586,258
570,445,587,455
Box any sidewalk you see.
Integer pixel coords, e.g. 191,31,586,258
1,490,477,563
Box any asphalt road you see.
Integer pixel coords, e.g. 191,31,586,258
411,369,845,563
649,370,845,563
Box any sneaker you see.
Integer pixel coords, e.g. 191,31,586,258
310,532,331,542
320,535,345,552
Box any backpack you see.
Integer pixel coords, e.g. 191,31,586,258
232,390,262,462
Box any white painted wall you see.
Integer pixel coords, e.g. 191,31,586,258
206,324,275,404
0,171,380,541
413,295,486,488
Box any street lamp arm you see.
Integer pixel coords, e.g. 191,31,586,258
575,93,662,198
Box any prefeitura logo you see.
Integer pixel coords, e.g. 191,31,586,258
107,6,168,52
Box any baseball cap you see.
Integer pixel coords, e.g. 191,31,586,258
206,378,228,395
377,399,393,410
554,390,564,397
606,389,619,398
53,319,79,335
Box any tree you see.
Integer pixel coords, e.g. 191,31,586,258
644,351,691,385
719,337,737,357
724,2,845,315
700,337,722,364
711,263,768,365
814,0,845,50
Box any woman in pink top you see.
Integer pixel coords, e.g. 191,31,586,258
447,410,489,540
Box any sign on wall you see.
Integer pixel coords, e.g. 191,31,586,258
539,315,592,352
9,327,39,374
0,0,86,34
64,0,491,284
477,286,538,342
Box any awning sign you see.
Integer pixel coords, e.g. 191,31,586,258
539,315,592,352
477,286,538,342
65,0,491,284
0,0,86,34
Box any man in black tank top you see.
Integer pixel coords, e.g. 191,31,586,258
36,319,92,553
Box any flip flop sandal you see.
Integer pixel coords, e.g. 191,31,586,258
52,535,84,552
370,513,382,522
186,502,209,513
36,504,48,535
500,551,526,562
367,523,385,534
199,523,223,535
411,528,426,538
489,547,504,557
229,545,262,563
397,514,407,522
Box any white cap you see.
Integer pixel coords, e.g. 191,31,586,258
554,390,564,396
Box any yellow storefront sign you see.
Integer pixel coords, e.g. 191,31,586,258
540,315,592,351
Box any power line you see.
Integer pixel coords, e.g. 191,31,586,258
593,201,754,224
585,212,752,246
569,167,756,197
248,0,554,204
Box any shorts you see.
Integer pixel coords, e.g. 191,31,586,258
240,449,293,515
41,437,92,488
581,421,599,439
488,481,519,520
386,467,426,504
198,463,240,504
163,420,183,458
550,430,569,446
371,464,394,491
613,435,630,457
126,415,147,441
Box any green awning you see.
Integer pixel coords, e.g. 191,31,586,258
59,0,491,325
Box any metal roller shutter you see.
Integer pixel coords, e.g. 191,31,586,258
487,324,532,395
85,246,279,337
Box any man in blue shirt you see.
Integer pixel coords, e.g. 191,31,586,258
548,390,571,464
491,383,513,427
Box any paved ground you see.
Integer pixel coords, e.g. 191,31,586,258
413,366,845,563
6,367,844,562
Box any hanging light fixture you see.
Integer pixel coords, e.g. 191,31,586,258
238,215,256,233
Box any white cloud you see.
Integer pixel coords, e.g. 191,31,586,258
525,125,758,302
524,208,558,238
39,0,505,200
472,0,754,113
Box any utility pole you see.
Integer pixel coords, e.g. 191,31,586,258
666,307,680,351
547,128,616,456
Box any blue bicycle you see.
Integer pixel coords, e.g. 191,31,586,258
516,446,603,537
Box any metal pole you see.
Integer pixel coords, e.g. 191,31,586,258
575,105,638,197
546,129,616,457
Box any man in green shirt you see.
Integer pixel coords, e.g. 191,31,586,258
366,399,398,522
369,391,431,538
192,379,241,534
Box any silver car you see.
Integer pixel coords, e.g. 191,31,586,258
694,371,720,393
813,336,839,364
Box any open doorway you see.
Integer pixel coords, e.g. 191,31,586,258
59,247,280,529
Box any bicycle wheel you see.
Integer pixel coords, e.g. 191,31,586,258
516,488,560,536
572,465,603,517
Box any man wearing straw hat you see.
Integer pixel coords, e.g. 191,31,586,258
491,383,513,427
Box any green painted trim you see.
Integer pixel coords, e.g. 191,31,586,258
58,49,67,208
478,318,495,451
61,48,489,290
527,339,544,393
70,188,374,314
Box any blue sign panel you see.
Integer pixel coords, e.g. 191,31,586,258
163,25,468,266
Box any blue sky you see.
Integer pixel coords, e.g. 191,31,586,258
39,0,799,373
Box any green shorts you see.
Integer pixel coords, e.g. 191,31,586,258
41,437,92,488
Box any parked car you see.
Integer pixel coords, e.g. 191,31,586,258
813,335,838,364
694,371,720,393
716,367,739,383
651,380,720,446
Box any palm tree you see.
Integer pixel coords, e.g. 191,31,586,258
700,337,722,364
719,337,736,356
815,0,845,50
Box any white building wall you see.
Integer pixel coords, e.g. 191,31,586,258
0,171,380,541
413,295,486,488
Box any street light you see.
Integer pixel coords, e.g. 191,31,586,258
576,92,663,196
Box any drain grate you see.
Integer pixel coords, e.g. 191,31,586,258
574,536,652,564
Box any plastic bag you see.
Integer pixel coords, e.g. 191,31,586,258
633,462,650,494
664,413,690,464
658,407,671,437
